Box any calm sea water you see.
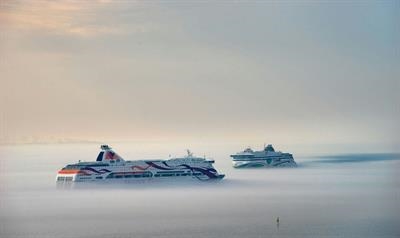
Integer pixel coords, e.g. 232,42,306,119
0,144,399,238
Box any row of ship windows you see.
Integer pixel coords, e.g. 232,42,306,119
64,164,109,169
57,177,73,181
79,177,103,180
77,172,204,179
58,173,204,181
107,174,152,179
154,173,202,177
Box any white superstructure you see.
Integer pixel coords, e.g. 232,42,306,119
230,144,297,168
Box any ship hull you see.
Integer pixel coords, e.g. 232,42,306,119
57,173,225,182
57,160,224,182
232,160,297,168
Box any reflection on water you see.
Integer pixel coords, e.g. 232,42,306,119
0,144,399,238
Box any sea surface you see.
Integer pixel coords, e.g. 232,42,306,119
0,144,399,238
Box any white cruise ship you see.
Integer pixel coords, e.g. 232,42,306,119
56,145,225,182
230,144,297,168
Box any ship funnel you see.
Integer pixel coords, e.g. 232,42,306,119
96,145,125,163
264,144,275,152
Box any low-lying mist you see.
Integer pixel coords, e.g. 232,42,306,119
1,144,399,238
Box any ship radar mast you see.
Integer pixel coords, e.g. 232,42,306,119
186,149,193,157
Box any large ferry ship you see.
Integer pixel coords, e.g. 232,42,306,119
230,144,297,168
56,145,225,182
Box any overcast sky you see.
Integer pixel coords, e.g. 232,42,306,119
0,0,399,150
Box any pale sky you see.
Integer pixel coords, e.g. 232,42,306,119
0,0,399,151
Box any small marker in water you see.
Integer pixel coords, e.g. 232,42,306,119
276,217,280,230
